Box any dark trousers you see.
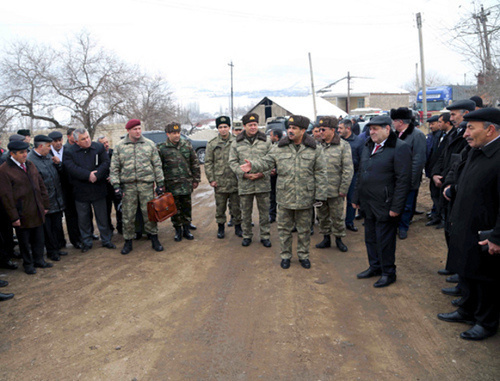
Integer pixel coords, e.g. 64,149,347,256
44,211,65,256
106,191,122,233
399,189,417,232
172,194,192,227
345,172,357,226
459,277,500,331
269,174,277,220
0,210,15,257
75,198,112,247
429,180,440,218
364,216,399,276
63,189,81,246
16,225,45,269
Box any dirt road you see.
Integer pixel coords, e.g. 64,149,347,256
1,176,499,380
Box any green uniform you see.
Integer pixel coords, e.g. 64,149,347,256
110,135,164,240
250,133,328,259
229,131,272,240
205,134,241,224
317,138,353,237
157,137,201,227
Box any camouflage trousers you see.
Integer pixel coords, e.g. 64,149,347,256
214,192,241,225
317,197,346,237
122,182,157,240
278,207,313,260
240,192,270,240
172,194,192,227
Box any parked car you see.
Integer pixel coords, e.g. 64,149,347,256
138,130,207,164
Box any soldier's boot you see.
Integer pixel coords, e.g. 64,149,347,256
148,234,164,252
228,217,234,227
217,223,225,239
183,225,194,240
315,235,331,249
234,224,243,237
121,240,133,255
174,227,183,242
335,237,348,252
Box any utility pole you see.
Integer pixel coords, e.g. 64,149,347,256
228,61,234,123
347,71,351,114
308,53,317,121
474,5,493,73
416,13,427,125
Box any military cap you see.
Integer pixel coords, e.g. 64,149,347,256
318,116,338,129
165,122,181,133
242,113,259,125
125,119,141,130
446,99,476,111
9,134,25,142
216,116,231,128
463,107,500,125
17,129,31,137
427,115,440,123
390,107,413,120
366,115,393,127
287,115,310,129
48,131,63,140
34,134,53,143
233,124,243,130
7,140,30,151
470,95,483,108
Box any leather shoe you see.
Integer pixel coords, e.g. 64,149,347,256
0,279,8,287
121,240,133,255
335,237,348,252
357,267,381,279
81,245,92,253
398,230,408,239
48,254,61,261
58,251,68,256
188,223,197,230
299,259,311,269
102,242,116,249
442,286,462,296
451,298,463,307
425,217,441,226
346,224,358,232
280,259,290,269
460,324,497,341
0,260,18,270
242,238,252,247
446,274,459,283
0,292,14,301
437,269,453,276
435,221,445,229
24,267,36,275
437,310,474,325
73,242,83,249
373,274,396,288
34,262,53,268
260,239,272,248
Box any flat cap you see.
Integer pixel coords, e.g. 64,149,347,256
427,115,440,123
288,115,310,129
7,140,30,151
318,116,338,129
390,107,413,120
125,119,141,130
165,122,181,133
9,134,25,142
366,115,393,127
216,116,231,127
469,95,483,108
242,113,259,125
34,134,53,143
463,107,500,125
48,131,63,140
446,99,476,111
17,129,31,136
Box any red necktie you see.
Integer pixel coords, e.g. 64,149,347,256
373,144,381,154
20,163,27,172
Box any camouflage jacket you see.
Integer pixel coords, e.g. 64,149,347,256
205,134,238,193
250,133,328,210
322,137,354,197
157,138,201,196
110,135,164,188
229,131,272,195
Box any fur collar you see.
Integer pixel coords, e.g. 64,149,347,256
398,123,415,140
236,130,267,143
278,132,317,149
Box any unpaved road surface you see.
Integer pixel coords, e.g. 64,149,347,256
1,176,499,380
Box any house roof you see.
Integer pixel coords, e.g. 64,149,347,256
317,77,409,97
249,96,347,119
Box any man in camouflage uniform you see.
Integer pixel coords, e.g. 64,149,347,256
205,116,242,239
229,113,272,248
158,122,201,242
110,119,165,255
239,115,327,269
315,116,353,252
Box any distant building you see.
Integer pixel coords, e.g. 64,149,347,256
317,78,410,113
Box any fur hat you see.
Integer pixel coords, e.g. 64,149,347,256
216,116,231,128
288,115,310,129
242,113,259,125
318,116,338,129
165,122,181,133
390,107,413,120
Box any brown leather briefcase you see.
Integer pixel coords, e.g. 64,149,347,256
147,193,177,222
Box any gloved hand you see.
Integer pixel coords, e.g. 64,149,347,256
156,186,165,196
114,188,123,200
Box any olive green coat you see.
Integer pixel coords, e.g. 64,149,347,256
205,134,238,193
322,138,354,197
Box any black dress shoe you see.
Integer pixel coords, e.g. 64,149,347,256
34,262,53,268
357,267,382,279
242,238,252,247
446,274,459,283
437,269,453,276
437,310,474,325
335,237,348,252
0,260,18,270
460,324,497,341
260,239,272,248
24,267,36,275
0,279,8,287
435,221,445,229
48,254,61,261
0,292,14,301
58,251,68,256
102,242,116,249
442,286,462,296
451,298,463,307
81,245,92,253
188,223,197,230
121,240,133,255
398,230,408,239
92,234,99,241
425,217,441,226
280,259,290,269
73,242,83,249
299,259,311,269
373,274,396,288
346,224,358,232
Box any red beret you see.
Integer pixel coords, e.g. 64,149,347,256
126,119,141,130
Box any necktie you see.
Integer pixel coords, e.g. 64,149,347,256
20,163,27,172
373,144,382,154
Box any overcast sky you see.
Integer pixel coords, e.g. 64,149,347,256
0,0,496,112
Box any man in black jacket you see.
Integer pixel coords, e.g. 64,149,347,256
437,107,500,340
64,128,115,252
353,116,411,287
424,115,443,226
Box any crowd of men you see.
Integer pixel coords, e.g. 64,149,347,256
0,96,498,341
